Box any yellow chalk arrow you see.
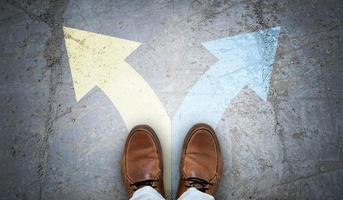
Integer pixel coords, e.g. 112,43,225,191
63,27,171,195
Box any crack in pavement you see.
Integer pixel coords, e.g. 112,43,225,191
38,1,69,199
5,0,70,199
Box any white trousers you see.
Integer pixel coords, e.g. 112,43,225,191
129,186,215,200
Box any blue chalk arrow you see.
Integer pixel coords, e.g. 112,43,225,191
171,27,281,195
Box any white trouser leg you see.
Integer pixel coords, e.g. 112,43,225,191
129,186,214,200
177,188,215,200
129,186,165,200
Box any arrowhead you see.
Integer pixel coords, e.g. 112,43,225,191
172,28,281,194
63,27,172,193
202,26,280,100
63,27,141,101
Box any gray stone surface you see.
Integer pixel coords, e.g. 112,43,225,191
43,89,128,199
0,2,51,199
0,0,342,199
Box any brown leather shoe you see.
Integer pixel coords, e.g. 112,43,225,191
121,125,165,197
177,123,223,197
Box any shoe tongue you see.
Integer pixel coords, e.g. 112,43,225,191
183,130,218,180
130,168,156,182
126,132,160,181
183,155,213,181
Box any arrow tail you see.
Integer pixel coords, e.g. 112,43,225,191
171,27,280,195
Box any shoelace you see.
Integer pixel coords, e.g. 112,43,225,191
184,177,213,192
130,179,159,191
